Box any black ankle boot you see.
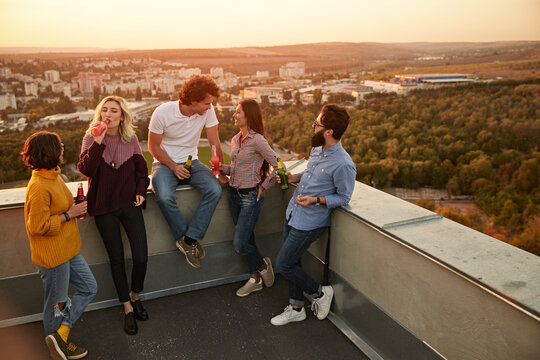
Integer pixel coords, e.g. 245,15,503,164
130,300,149,321
124,312,138,335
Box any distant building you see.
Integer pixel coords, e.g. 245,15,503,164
63,85,72,98
38,110,94,127
178,68,202,78
216,101,237,113
0,68,12,78
51,82,67,94
44,70,60,82
279,62,305,78
0,93,17,110
215,73,239,90
363,80,412,95
394,73,477,84
163,61,187,67
126,101,164,121
154,77,176,94
78,72,103,95
256,71,269,79
210,67,224,78
24,82,38,96
243,86,283,104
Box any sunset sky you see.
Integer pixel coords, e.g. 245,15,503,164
1,0,538,49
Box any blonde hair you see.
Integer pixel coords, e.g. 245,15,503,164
86,95,136,143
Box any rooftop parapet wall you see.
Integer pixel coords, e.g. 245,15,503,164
0,161,538,359
287,159,540,360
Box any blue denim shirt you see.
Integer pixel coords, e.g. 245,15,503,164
286,141,356,231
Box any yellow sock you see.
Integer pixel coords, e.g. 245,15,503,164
57,324,70,343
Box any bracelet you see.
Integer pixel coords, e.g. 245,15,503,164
316,197,321,205
63,212,71,222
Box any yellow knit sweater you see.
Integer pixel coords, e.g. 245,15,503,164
24,167,81,268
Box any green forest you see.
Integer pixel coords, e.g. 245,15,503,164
1,79,539,255
260,79,540,255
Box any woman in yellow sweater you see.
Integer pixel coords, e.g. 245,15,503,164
22,131,97,360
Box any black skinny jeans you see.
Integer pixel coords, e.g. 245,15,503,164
95,206,148,303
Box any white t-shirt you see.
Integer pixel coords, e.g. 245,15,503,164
149,101,219,164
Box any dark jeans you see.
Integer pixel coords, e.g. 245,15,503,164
228,187,265,274
95,206,148,303
276,221,326,307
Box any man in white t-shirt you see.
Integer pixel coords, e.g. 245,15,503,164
148,75,227,269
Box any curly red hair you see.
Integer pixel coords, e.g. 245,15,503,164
178,75,220,105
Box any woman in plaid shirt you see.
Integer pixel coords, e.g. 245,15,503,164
220,99,280,297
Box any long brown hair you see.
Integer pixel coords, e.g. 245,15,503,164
239,99,270,182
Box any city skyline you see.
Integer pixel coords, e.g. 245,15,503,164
0,0,539,50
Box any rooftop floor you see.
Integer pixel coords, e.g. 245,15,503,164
0,275,366,360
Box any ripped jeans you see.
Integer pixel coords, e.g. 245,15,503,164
35,253,98,335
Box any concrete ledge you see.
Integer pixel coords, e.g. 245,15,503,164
0,233,283,327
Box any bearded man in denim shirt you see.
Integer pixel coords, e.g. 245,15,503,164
271,104,356,326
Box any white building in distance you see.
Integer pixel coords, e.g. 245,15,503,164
0,68,12,78
178,68,202,79
279,62,305,78
44,70,60,82
24,82,38,96
0,93,17,110
363,80,412,95
154,77,176,94
256,71,269,79
210,68,224,78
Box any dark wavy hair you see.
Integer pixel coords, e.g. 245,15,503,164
320,104,350,140
239,99,270,182
21,131,63,170
178,75,220,105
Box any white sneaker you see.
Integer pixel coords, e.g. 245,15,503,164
259,257,275,287
270,305,306,326
236,277,263,297
311,285,334,320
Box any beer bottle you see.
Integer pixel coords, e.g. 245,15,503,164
185,155,192,172
277,158,289,190
75,183,87,219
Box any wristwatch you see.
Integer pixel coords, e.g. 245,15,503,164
316,197,321,206
63,212,71,221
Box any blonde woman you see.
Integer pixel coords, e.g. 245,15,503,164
77,96,150,335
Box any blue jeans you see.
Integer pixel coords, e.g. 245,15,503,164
151,159,222,241
35,253,98,335
228,188,265,274
276,222,326,307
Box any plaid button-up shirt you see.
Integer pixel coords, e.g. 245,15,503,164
222,130,278,190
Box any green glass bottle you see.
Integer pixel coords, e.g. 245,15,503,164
185,155,192,172
277,158,289,190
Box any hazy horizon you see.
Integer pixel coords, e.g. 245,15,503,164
0,40,537,56
1,0,538,49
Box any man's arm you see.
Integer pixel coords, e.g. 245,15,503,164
206,125,224,164
206,124,228,185
296,164,356,208
324,164,356,208
148,131,190,179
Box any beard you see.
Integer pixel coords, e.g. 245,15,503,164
311,130,326,148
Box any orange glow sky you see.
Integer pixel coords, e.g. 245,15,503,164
0,0,538,49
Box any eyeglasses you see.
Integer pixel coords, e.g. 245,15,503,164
312,120,325,129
